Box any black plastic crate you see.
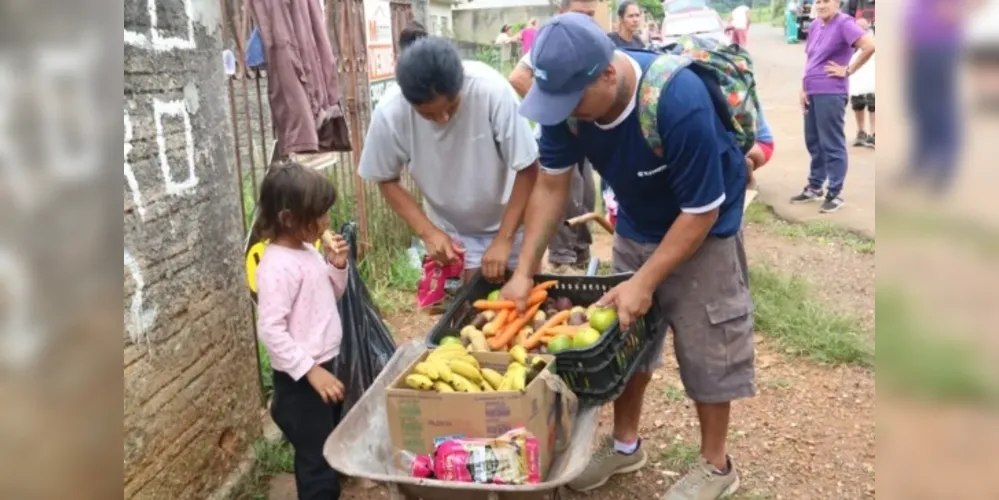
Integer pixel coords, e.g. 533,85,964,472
425,272,662,407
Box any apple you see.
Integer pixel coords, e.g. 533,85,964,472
572,327,601,349
588,307,618,333
439,336,462,346
546,335,573,354
487,289,501,301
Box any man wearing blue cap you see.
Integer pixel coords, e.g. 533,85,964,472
500,13,754,499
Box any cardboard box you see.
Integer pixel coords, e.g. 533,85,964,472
385,350,578,480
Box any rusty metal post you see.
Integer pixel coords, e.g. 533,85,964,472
339,0,370,258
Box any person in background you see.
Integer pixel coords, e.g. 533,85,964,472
254,163,351,500
608,0,645,49
849,18,875,148
495,24,514,45
398,21,428,51
643,21,664,45
519,18,540,55
359,38,539,283
899,0,981,193
789,0,874,213
507,13,754,499
728,4,752,48
509,0,601,272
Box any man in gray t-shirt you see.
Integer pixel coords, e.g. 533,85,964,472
358,37,540,282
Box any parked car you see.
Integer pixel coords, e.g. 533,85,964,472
663,0,709,16
659,9,729,47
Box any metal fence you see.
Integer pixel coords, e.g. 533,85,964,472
219,0,421,266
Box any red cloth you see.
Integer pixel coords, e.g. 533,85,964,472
731,29,748,48
756,141,774,166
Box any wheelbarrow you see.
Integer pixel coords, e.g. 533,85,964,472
323,341,602,500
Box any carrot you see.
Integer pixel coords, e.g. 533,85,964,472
531,280,559,294
547,325,580,337
482,309,511,336
523,310,572,349
488,303,541,350
473,290,548,311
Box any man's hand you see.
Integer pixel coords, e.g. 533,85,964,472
823,61,848,78
322,231,350,269
423,228,464,265
305,365,345,404
596,278,655,332
481,236,513,282
800,91,810,112
500,271,534,313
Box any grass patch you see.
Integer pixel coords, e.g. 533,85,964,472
878,207,999,259
663,384,686,402
750,265,873,367
360,248,421,315
660,440,701,471
235,438,295,500
762,377,792,389
745,202,875,254
877,288,997,404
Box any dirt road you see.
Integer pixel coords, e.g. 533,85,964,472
751,25,876,238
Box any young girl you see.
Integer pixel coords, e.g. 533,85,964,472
254,163,350,500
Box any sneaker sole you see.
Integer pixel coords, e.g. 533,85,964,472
567,454,649,492
819,202,844,213
789,197,822,204
720,475,742,497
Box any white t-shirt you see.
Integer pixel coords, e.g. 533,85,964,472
731,5,751,29
358,61,539,236
849,30,875,96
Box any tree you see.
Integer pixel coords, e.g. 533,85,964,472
637,0,664,20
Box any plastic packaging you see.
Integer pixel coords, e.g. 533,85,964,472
397,428,542,485
330,222,398,417
416,238,464,309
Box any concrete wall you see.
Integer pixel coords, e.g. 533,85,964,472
452,6,555,45
428,2,453,35
123,0,262,498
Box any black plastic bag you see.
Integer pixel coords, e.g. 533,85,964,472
331,222,397,417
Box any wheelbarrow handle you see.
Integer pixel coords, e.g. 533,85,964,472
565,212,614,234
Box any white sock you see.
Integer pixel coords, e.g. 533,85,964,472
613,438,639,455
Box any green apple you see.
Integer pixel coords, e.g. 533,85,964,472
546,335,573,354
572,327,601,349
588,307,618,333
487,289,501,301
439,336,462,346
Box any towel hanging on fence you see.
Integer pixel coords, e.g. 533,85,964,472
249,0,352,154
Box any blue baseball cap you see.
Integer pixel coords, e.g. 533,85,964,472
520,13,615,126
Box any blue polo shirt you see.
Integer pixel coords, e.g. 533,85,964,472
538,50,746,243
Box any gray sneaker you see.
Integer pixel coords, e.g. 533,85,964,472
819,195,845,213
789,186,823,204
567,436,647,492
852,131,869,147
662,456,740,500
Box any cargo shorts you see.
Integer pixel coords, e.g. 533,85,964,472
613,234,756,404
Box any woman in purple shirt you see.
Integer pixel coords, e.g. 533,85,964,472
789,0,874,213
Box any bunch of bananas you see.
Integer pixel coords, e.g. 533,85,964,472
404,344,549,393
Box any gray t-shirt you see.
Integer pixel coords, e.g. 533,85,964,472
358,61,538,236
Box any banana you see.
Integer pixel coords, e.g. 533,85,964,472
529,357,548,371
413,362,440,380
509,345,528,365
507,365,527,391
497,372,514,391
405,374,435,390
456,354,480,370
480,379,495,392
481,368,505,389
428,347,473,363
507,361,526,374
450,373,482,392
434,381,455,392
428,359,454,383
449,360,484,385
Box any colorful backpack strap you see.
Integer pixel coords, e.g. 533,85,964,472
636,54,691,159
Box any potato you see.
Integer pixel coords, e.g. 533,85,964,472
567,311,588,326
471,311,494,329
554,297,574,311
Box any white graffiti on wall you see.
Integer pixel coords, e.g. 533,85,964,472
124,0,196,51
0,250,42,371
124,250,158,345
124,112,146,220
153,99,198,195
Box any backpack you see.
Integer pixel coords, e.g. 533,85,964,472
567,35,760,157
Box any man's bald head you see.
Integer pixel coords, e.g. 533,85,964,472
560,0,598,16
